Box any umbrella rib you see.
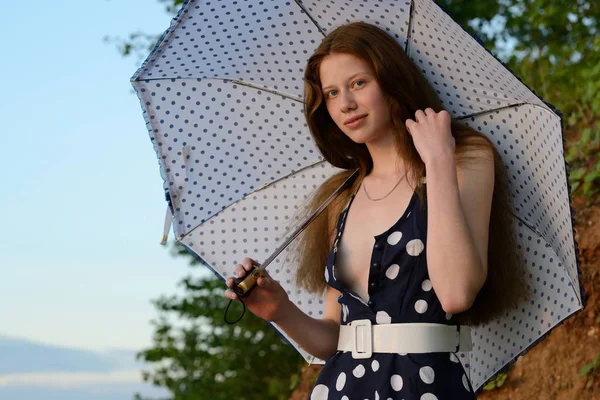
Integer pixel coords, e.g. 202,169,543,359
508,210,582,305
509,210,550,245
218,78,305,103
174,159,328,241
454,102,557,121
293,0,327,37
405,0,417,55
247,160,327,196
133,76,306,104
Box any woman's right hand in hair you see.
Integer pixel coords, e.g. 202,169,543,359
224,257,291,323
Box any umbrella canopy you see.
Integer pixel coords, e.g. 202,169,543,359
131,0,583,392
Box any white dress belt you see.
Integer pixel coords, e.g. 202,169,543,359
337,319,472,359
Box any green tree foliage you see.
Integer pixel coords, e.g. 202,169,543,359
134,246,304,400
495,1,600,200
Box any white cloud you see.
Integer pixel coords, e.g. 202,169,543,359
0,369,142,388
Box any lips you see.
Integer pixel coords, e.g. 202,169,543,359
344,114,367,126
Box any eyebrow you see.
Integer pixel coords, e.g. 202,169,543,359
321,73,369,92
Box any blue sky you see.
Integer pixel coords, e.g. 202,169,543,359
0,1,199,397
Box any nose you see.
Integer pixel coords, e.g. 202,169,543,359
340,90,357,113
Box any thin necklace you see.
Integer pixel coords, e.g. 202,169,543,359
362,174,406,201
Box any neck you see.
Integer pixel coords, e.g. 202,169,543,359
365,132,405,180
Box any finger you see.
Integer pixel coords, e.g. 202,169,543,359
414,109,426,122
224,288,238,300
257,276,278,293
242,257,259,271
405,119,415,134
424,107,435,116
235,265,246,278
257,276,269,287
256,271,278,290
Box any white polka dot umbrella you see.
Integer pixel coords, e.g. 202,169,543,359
131,0,583,392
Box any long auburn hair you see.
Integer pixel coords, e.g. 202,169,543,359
292,22,528,325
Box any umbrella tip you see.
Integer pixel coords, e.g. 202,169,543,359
160,236,168,245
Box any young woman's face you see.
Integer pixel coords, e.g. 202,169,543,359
319,53,393,144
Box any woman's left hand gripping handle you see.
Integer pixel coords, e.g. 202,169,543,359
224,257,290,323
232,258,263,297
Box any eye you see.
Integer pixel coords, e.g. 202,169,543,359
353,80,365,88
325,89,338,98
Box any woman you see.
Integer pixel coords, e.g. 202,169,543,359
225,22,526,399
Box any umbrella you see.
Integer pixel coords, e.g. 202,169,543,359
130,0,584,392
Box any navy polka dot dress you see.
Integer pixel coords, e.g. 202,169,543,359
309,184,476,400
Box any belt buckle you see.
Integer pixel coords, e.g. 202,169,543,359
350,319,372,359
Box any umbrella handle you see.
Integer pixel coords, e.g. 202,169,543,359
232,266,263,297
224,267,263,324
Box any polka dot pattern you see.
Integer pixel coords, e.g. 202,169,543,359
460,105,579,295
376,311,392,324
177,161,341,364
390,374,403,391
421,279,432,291
456,103,581,390
132,0,582,396
371,360,380,372
336,372,346,391
387,231,403,245
459,219,581,389
385,264,400,280
134,0,324,99
353,364,366,378
407,0,547,118
134,77,326,239
406,239,425,256
302,0,412,49
311,384,328,400
415,299,429,314
419,366,435,384
313,167,480,396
